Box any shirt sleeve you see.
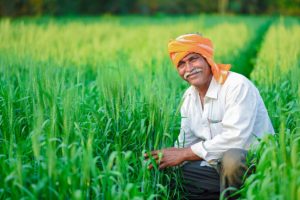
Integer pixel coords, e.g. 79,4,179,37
191,82,258,161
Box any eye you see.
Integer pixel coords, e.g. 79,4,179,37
178,62,185,69
190,57,198,63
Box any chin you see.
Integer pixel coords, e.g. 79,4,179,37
188,79,203,87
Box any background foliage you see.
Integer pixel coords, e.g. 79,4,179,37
0,15,299,199
0,0,300,17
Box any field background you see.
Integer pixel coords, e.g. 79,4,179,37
0,14,299,199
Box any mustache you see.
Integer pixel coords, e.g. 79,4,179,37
184,68,203,79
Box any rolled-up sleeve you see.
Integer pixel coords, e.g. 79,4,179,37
191,83,257,161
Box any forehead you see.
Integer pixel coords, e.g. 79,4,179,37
180,53,201,62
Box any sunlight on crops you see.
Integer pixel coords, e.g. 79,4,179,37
0,15,299,199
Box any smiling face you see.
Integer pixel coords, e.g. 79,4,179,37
177,53,213,89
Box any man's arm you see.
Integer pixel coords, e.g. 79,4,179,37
144,147,202,170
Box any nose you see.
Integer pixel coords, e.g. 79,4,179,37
186,61,193,71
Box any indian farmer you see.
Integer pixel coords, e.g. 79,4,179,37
144,33,274,200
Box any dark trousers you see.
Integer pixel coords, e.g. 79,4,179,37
180,148,249,200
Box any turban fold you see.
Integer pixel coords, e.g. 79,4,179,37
168,34,231,84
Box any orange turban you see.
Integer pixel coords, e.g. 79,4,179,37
168,34,231,84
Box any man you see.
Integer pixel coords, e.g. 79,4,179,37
144,33,274,199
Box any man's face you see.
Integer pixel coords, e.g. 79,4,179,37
177,53,213,88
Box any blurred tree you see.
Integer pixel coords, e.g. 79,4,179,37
29,0,43,15
218,0,228,14
0,0,299,16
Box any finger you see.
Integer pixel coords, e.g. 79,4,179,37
143,151,155,161
159,163,168,170
148,164,153,170
148,162,164,170
148,157,164,169
156,158,163,165
147,157,158,169
144,150,157,158
144,153,149,159
152,154,159,160
151,150,159,156
157,151,164,159
149,154,160,160
144,154,159,161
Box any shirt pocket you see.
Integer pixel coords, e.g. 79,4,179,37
209,121,223,138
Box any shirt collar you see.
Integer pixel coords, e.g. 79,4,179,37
190,76,220,100
205,77,220,99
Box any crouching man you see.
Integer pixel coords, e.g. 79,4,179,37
144,33,274,200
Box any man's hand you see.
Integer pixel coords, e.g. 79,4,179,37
144,147,202,170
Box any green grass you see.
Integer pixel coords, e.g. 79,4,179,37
0,15,299,199
240,17,300,200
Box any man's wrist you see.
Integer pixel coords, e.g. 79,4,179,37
181,147,202,161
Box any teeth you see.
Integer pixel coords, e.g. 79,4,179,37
184,68,203,79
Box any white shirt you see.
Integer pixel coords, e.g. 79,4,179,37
175,72,274,167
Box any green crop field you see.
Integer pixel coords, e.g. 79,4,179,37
0,15,299,199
